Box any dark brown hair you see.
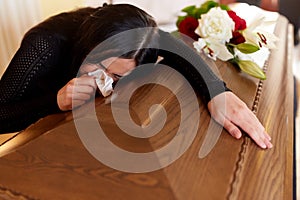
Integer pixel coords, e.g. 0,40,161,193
72,4,160,74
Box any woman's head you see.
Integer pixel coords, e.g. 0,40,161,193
73,4,160,76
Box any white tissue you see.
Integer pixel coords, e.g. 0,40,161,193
88,69,114,97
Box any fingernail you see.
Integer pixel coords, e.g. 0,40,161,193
268,136,272,141
233,130,242,139
268,143,273,149
265,132,271,141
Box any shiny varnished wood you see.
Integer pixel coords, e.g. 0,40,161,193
0,15,294,199
227,17,295,200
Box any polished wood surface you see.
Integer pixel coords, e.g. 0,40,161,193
0,15,294,200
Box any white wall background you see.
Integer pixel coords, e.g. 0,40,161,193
0,0,41,78
113,0,205,25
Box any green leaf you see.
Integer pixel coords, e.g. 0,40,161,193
237,60,266,80
199,0,219,10
194,1,219,18
170,30,181,38
194,7,208,18
220,4,230,10
176,16,186,27
181,5,197,16
226,44,235,55
199,1,219,11
236,43,260,54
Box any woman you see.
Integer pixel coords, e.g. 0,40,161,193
0,4,272,149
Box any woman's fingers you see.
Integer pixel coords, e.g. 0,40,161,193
71,84,95,98
57,76,97,111
208,92,273,149
264,131,272,141
234,119,272,149
228,104,273,149
224,112,272,149
223,118,242,139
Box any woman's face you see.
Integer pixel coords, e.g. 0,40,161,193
80,57,136,81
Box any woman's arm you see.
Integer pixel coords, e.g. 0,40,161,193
158,30,230,104
0,32,67,133
0,30,98,134
158,30,272,149
0,93,60,134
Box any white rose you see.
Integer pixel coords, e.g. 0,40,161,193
195,7,235,43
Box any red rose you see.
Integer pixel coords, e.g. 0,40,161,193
230,31,246,44
227,10,247,31
178,16,200,41
227,10,246,45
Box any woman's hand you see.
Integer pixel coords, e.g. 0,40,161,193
207,91,273,149
57,75,97,111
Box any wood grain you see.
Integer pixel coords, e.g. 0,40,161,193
229,17,294,200
0,15,294,200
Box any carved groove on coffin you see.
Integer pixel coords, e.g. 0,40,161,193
252,60,269,114
226,59,269,199
226,137,249,199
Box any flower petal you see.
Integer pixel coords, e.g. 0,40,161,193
211,42,234,61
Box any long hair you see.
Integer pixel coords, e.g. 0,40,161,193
71,4,160,76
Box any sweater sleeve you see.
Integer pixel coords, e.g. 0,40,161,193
0,31,68,134
158,30,231,104
0,93,60,134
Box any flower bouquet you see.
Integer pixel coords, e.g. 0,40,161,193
176,0,278,80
